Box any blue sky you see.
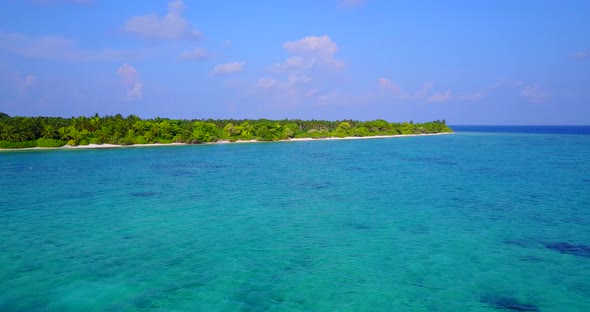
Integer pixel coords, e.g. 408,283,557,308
1,0,589,124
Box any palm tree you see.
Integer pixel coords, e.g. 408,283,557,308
126,129,135,138
1,125,17,141
67,126,81,144
95,128,109,144
144,131,154,143
89,116,100,132
26,117,43,139
150,122,161,139
72,116,88,131
58,127,69,141
42,125,55,139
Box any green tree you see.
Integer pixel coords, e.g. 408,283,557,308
238,121,254,140
144,131,155,144
281,122,300,139
0,113,452,148
192,122,218,143
353,126,370,137
335,121,352,137
58,127,69,141
222,123,241,139
0,125,17,141
42,125,55,139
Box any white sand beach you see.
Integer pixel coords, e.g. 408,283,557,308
61,143,188,149
1,133,451,151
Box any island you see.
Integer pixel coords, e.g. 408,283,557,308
0,113,452,149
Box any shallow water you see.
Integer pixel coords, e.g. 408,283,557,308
1,128,589,311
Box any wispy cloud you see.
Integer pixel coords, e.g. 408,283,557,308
414,81,434,98
377,78,401,95
254,36,345,108
377,78,490,103
460,91,485,101
378,77,548,105
125,82,143,101
212,61,244,75
257,73,311,90
117,64,143,101
0,32,133,62
17,74,37,92
179,47,208,60
123,1,201,41
340,0,366,9
519,84,547,103
256,77,279,89
7,72,38,93
31,0,92,4
574,50,590,59
427,91,452,103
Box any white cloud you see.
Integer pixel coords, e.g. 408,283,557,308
282,35,343,69
254,36,343,108
117,63,143,101
271,56,309,72
0,32,132,62
520,84,547,103
117,63,138,84
123,1,201,41
126,82,143,101
283,36,338,56
212,61,244,75
179,47,208,60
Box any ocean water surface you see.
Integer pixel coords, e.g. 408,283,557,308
1,126,589,311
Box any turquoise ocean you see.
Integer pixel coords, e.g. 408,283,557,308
1,126,589,311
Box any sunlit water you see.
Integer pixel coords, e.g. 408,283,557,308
1,127,589,311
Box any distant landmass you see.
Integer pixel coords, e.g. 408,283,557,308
0,113,452,149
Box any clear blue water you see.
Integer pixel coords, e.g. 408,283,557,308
452,125,590,135
1,127,589,311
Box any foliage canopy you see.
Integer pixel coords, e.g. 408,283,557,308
0,113,452,148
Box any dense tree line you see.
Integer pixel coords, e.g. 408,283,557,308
0,112,452,148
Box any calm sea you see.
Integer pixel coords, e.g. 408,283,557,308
1,126,589,311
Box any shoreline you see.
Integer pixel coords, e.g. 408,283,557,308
0,132,451,151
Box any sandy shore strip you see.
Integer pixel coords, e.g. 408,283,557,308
62,143,189,149
0,142,189,151
285,132,450,142
215,132,451,144
1,132,451,151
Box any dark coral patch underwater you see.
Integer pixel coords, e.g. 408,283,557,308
543,242,590,258
481,296,539,311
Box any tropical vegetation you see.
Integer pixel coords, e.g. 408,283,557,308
0,112,452,148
